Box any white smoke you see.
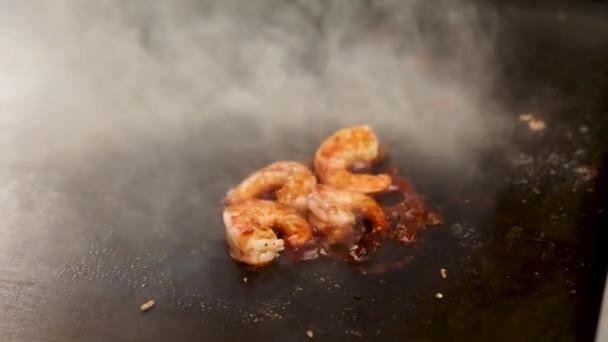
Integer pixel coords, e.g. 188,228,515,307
0,0,503,250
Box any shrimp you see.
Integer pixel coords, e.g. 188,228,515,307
307,184,386,261
223,199,313,266
314,125,391,194
224,161,317,213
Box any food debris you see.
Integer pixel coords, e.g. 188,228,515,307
435,293,444,299
345,329,362,337
519,114,533,121
140,300,155,312
243,277,248,283
440,268,447,279
575,166,597,181
306,329,314,338
518,114,546,130
528,118,546,131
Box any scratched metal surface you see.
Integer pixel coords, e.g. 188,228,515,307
1,2,607,342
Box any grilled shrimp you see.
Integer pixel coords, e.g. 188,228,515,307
314,125,391,194
307,184,386,260
224,161,317,213
223,199,313,266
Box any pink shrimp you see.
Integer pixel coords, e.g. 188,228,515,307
223,199,313,266
224,161,316,213
314,125,391,194
307,184,386,261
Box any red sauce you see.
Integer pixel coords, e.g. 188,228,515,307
309,157,444,267
293,165,442,266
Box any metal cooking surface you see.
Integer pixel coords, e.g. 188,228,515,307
1,1,607,341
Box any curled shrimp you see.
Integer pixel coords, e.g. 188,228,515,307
224,161,317,213
223,199,313,266
314,125,391,194
307,184,386,261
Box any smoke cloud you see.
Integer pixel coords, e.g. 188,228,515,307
0,0,502,254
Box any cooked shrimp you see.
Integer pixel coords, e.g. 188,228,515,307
314,125,391,194
224,161,316,213
307,184,386,259
223,199,313,266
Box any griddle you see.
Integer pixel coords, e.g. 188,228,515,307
1,1,608,342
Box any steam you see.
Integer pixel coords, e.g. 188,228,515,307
0,0,501,247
